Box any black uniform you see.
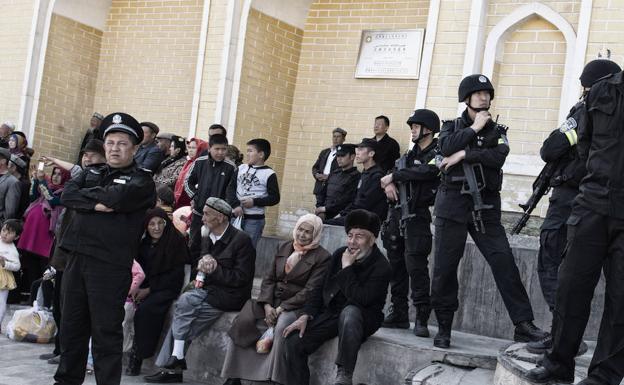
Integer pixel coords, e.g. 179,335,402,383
537,101,586,311
324,164,387,225
316,166,360,219
54,162,156,385
382,139,439,315
373,134,401,173
431,110,534,326
543,71,624,385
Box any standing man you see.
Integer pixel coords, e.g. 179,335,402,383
312,127,347,206
526,69,624,385
526,59,621,355
380,109,440,337
0,148,20,222
283,209,391,385
54,112,156,385
371,115,400,173
325,139,386,226
76,112,104,164
315,143,360,221
431,74,547,348
184,134,238,260
135,121,165,173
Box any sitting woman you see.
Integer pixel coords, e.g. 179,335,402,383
126,207,188,376
153,135,187,190
221,214,329,385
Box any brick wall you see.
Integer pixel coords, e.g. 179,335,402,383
234,8,303,234
0,0,36,124
585,0,624,64
32,14,102,161
277,0,430,232
93,0,203,136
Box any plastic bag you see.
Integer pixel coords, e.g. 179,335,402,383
256,326,274,354
6,307,57,343
231,216,243,230
122,301,136,352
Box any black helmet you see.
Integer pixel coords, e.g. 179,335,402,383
579,59,621,87
406,109,440,133
458,74,495,102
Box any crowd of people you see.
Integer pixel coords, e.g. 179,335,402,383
0,58,623,385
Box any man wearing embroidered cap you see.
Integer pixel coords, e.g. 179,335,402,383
145,197,255,383
54,112,156,385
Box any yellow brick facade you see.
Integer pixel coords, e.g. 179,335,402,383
93,0,204,136
0,0,36,124
233,8,304,234
32,14,103,160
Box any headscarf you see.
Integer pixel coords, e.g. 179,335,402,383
141,207,189,276
174,138,209,203
47,166,71,192
285,214,323,274
10,132,27,154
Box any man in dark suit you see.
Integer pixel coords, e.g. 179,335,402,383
283,209,391,385
134,121,165,173
312,127,347,206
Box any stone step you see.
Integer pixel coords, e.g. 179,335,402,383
407,363,494,385
493,342,624,385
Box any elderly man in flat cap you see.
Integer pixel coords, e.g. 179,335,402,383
145,197,256,384
54,112,157,385
283,209,391,385
312,127,347,206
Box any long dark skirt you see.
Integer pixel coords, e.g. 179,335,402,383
133,289,178,359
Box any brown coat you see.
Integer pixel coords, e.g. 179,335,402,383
228,241,330,347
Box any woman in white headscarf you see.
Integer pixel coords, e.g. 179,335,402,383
221,214,330,385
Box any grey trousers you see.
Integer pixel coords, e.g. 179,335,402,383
154,289,223,367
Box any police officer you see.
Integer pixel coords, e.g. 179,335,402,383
379,109,440,337
527,59,621,355
54,112,157,385
315,143,360,221
527,66,624,385
430,74,547,348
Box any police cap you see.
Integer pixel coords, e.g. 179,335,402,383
335,143,356,156
458,74,495,102
580,59,622,88
356,138,378,152
102,113,143,145
406,109,440,133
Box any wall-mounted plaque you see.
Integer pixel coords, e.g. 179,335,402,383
355,29,425,79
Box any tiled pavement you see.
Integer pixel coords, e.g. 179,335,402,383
0,334,205,385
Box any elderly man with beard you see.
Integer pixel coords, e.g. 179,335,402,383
283,209,391,385
54,113,156,385
145,197,255,384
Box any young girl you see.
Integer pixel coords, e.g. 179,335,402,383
0,219,22,331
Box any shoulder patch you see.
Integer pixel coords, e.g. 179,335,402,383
558,117,577,133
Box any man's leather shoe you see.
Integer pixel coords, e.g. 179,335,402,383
514,321,548,342
526,334,552,354
48,355,61,365
525,366,574,384
382,307,410,329
39,353,58,360
163,356,187,370
223,379,242,385
144,370,183,383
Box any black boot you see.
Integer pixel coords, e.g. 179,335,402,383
433,312,453,348
413,305,430,337
514,321,548,342
382,306,410,329
125,343,142,376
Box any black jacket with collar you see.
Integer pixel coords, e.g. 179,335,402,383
373,134,401,173
312,147,339,195
318,166,360,218
576,71,624,219
199,225,256,311
59,162,156,268
134,141,165,173
341,164,387,221
184,156,239,215
303,244,391,331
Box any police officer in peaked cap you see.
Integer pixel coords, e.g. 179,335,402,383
430,74,547,348
54,112,156,385
379,109,441,338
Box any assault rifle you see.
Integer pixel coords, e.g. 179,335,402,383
395,155,415,236
452,157,493,233
511,160,559,234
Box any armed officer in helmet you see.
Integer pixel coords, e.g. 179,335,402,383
379,109,440,338
526,59,622,356
430,74,547,348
